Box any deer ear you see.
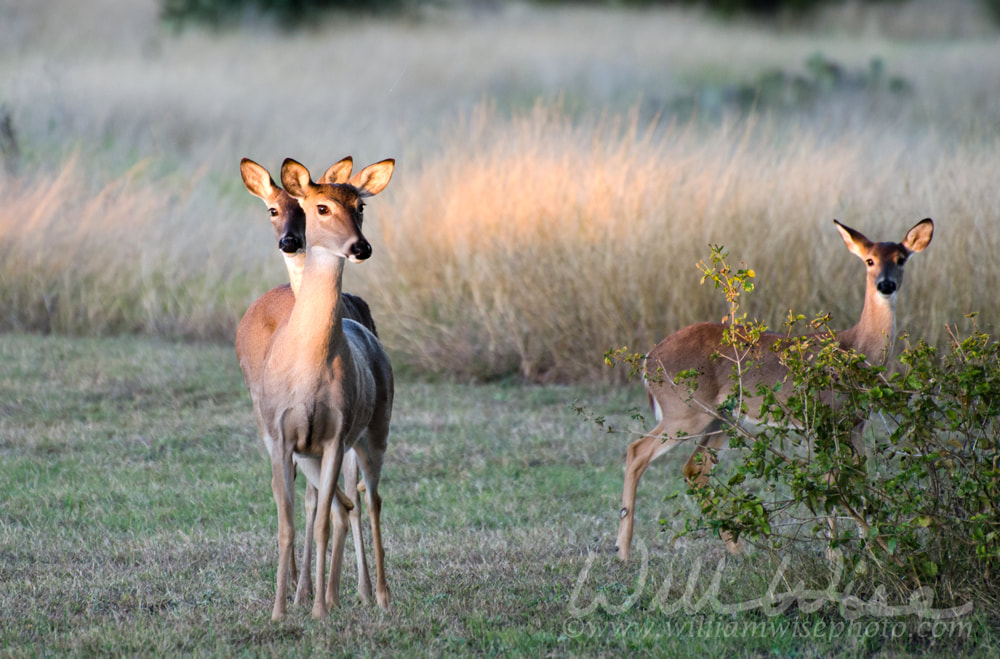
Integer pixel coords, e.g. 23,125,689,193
833,219,873,260
240,158,280,201
902,218,934,254
350,159,395,198
319,156,353,185
280,158,313,200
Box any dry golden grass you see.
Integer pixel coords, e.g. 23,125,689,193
0,156,271,338
363,104,1000,380
0,0,998,380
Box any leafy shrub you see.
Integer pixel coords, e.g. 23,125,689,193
605,247,1000,608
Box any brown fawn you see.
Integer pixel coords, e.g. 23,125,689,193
615,218,934,561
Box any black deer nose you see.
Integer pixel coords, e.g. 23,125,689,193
877,280,897,295
351,239,372,261
278,235,302,254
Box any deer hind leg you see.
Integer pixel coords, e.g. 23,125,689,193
680,419,726,485
326,482,351,611
616,406,717,562
343,449,373,605
681,420,741,553
353,439,390,609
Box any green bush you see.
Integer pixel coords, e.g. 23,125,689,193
605,247,1000,609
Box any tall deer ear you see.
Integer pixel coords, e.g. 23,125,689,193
240,158,280,201
280,158,313,200
833,219,873,260
350,159,395,198
902,218,934,254
319,156,353,185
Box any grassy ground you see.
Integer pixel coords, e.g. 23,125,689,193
1,333,995,656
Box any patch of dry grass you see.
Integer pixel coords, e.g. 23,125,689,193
364,104,1000,380
0,156,274,338
3,105,993,380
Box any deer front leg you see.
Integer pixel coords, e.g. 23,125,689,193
311,442,345,619
294,482,317,606
682,425,741,554
849,418,868,461
269,449,296,621
327,486,350,611
616,417,692,562
822,418,869,555
617,433,661,562
287,468,298,588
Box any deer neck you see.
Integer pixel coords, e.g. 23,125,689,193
839,288,896,366
283,252,305,297
285,248,346,364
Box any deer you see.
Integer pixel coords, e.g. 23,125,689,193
236,157,378,607
260,156,394,620
615,218,934,562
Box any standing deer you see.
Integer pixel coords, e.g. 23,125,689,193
236,157,377,607
254,157,395,619
615,218,934,561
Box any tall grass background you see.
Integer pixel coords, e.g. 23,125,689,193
1,0,998,381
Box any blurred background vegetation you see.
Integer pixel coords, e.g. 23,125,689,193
1,0,998,381
2,5,997,654
160,0,1000,27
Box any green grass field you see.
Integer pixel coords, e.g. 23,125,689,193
1,333,995,656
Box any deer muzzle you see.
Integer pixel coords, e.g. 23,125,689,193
876,279,897,296
350,239,372,262
279,234,303,254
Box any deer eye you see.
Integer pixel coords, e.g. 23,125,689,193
866,258,874,266
317,204,330,215
897,255,907,266
269,208,279,217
